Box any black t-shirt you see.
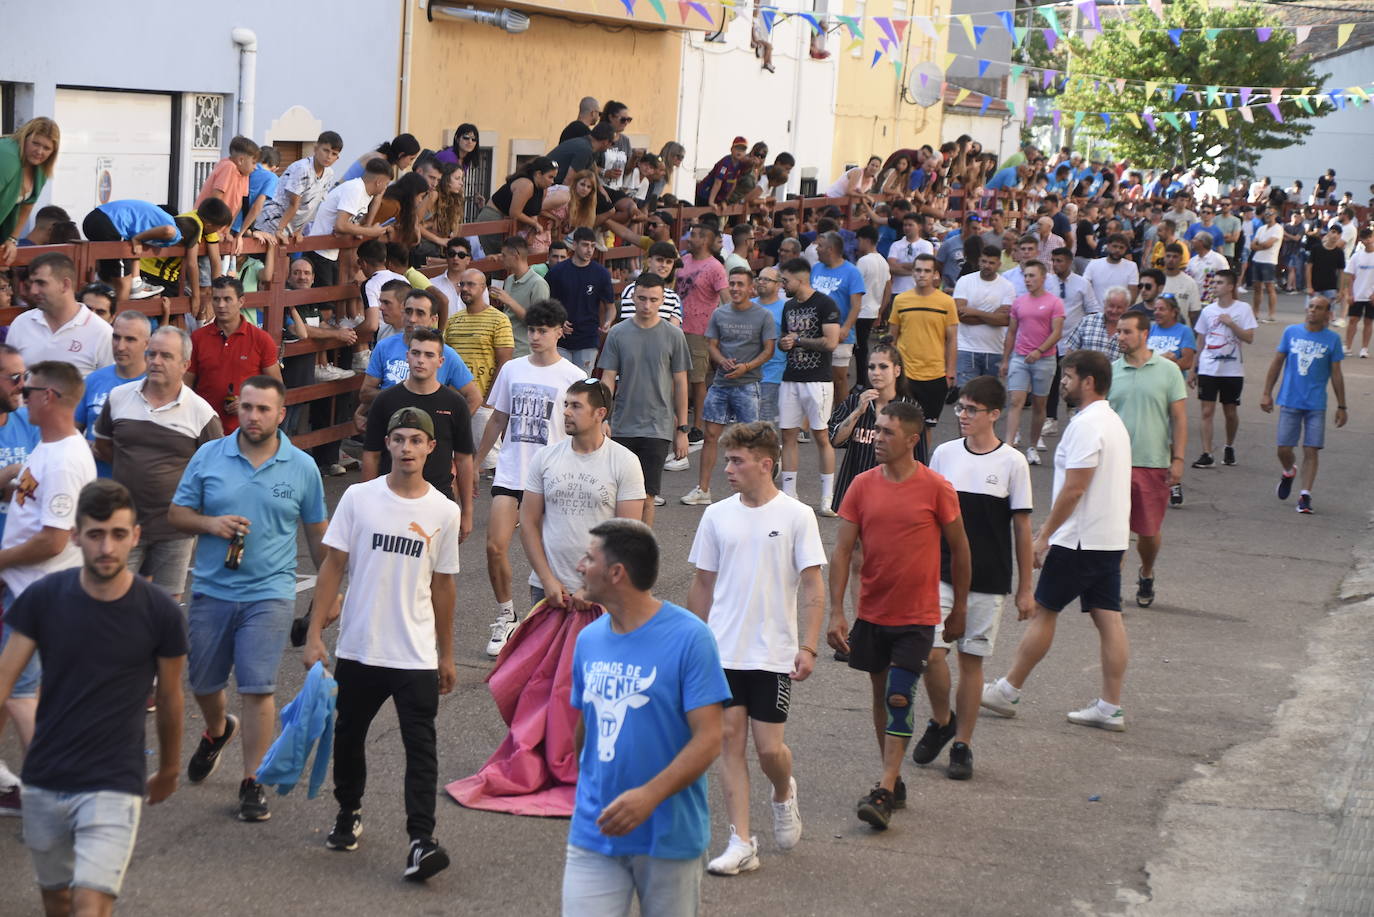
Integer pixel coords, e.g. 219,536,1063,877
1051,212,1072,243
559,120,591,144
762,232,797,263
1306,240,1347,292
7,569,187,796
364,383,474,500
781,292,841,383
1076,220,1097,257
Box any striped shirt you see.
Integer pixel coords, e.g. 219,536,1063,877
618,281,683,324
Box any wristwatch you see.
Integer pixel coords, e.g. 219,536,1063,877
676,424,691,433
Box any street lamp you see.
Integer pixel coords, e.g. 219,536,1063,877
427,2,531,34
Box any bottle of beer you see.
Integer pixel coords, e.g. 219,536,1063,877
225,530,245,569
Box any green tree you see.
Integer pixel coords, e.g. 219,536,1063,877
1052,0,1328,182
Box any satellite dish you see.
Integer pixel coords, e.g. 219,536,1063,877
911,62,945,108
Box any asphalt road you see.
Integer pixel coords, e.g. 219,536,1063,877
2,291,1370,916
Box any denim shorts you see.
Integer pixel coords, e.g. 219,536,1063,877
956,351,1003,387
759,382,780,425
702,382,760,425
1,585,40,698
187,594,294,695
126,536,196,598
562,843,703,917
1277,406,1326,449
558,346,600,375
1251,261,1277,284
22,786,142,898
1006,353,1056,397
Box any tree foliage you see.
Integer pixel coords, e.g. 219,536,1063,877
1051,0,1328,182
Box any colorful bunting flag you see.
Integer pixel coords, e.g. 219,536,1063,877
954,88,971,106
1126,113,1141,129
957,13,975,45
1014,26,1029,47
1143,112,1156,132
1116,78,1127,94
1186,111,1199,129
1074,111,1087,128
1270,87,1283,104
1212,109,1228,127
1053,109,1062,130
973,26,988,45
1266,102,1284,122
979,95,993,116
1123,28,1141,47
619,0,636,15
1043,29,1058,50
978,59,991,77
1256,27,1271,42
1027,101,1037,122
1205,28,1221,41
997,10,1015,39
1147,0,1164,18
644,0,666,22
892,19,908,42
1205,85,1219,106
915,16,937,40
1239,106,1254,123
943,51,959,70
1295,26,1312,43
798,13,822,35
1162,112,1181,129
1338,24,1355,48
873,16,898,47
1145,80,1159,99
760,8,775,32
1101,112,1112,128
871,49,883,68
1039,6,1060,35
1173,84,1187,102
1043,69,1057,89
1077,0,1101,32
1239,87,1252,107
837,15,862,39
1167,28,1183,47
1010,64,1024,82
688,1,713,23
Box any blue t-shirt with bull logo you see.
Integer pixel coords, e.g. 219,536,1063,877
570,600,730,859
1277,324,1343,411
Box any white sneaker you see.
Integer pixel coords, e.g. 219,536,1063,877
1011,432,1021,447
664,455,691,472
1362,348,1369,359
1333,317,1348,328
1236,285,1249,295
1025,446,1040,466
707,829,760,875
128,277,164,300
816,503,838,518
680,487,712,506
771,777,802,850
1067,701,1126,732
0,759,19,790
797,430,811,443
653,495,666,506
980,681,1020,718
351,349,372,372
484,615,517,657
1036,436,1047,451
1041,418,1059,437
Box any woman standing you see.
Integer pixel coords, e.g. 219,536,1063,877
340,133,420,183
826,156,881,201
435,123,480,172
475,156,557,256
422,161,467,251
0,117,60,266
827,343,923,512
374,172,431,251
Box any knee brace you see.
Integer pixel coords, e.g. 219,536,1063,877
884,666,919,737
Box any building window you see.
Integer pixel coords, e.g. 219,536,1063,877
192,94,223,150
799,175,818,197
464,146,494,222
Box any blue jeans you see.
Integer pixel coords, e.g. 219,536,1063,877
1277,406,1326,449
187,594,294,695
22,786,142,897
955,351,1003,387
562,843,702,917
702,382,760,425
559,346,600,375
1,584,40,698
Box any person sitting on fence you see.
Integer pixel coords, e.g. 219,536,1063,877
302,158,393,293
137,198,234,323
254,131,343,244
339,133,420,183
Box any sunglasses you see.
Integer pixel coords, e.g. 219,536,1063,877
446,250,472,258
21,386,56,400
1,372,22,385
459,134,477,141
616,115,633,124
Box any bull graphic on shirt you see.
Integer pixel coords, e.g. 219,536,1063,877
582,663,657,762
14,468,37,507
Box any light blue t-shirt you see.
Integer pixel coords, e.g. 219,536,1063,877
570,601,730,860
232,164,281,233
366,333,475,392
1147,322,1197,363
97,200,181,246
1277,324,1343,411
0,408,40,542
754,297,787,385
76,365,146,478
172,431,328,602
810,260,865,345
985,167,1020,191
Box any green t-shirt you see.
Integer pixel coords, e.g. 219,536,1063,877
1108,354,1188,468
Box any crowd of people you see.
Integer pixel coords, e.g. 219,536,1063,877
0,106,1359,916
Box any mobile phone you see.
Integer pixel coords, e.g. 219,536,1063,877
380,217,396,227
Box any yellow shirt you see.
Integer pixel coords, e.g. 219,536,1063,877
139,211,221,283
444,307,514,397
888,288,958,381
1150,239,1190,270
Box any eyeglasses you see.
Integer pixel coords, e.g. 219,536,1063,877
952,404,993,415
758,276,781,283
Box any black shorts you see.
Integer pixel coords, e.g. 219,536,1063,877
906,377,947,427
82,209,137,281
724,669,792,723
846,619,935,674
491,485,523,505
1197,374,1243,405
1349,301,1374,320
1034,545,1124,613
612,436,670,496
305,250,339,290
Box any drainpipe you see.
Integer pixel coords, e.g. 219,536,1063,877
231,28,258,141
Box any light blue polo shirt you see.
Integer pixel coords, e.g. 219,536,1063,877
365,332,474,391
172,430,327,602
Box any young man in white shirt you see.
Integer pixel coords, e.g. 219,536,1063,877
1082,234,1140,310
474,301,587,654
886,213,934,297
688,422,825,874
1341,227,1374,357
982,349,1133,731
304,407,461,882
304,158,392,291
1190,270,1257,468
1250,207,1284,323
1043,246,1101,436
854,226,892,388
952,247,1014,386
8,254,113,379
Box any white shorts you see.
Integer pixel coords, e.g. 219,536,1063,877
471,404,500,471
831,341,854,368
932,581,1004,656
779,381,834,431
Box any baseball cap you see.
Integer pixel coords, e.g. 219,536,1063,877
387,407,435,440
731,135,748,149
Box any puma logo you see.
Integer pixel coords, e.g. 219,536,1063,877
408,522,439,552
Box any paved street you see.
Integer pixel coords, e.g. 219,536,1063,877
2,292,1372,916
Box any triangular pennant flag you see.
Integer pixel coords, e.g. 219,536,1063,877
1239,105,1254,122
1014,26,1029,47
871,49,883,68
1059,73,1072,91
687,1,714,23
1148,0,1163,18
873,17,899,46
760,8,775,32
798,13,822,35
973,26,988,45
1212,109,1228,127
1162,112,1181,129
1116,78,1127,94
1093,80,1101,93
619,0,636,14
892,20,908,42
943,51,959,71
1297,95,1314,114
1328,91,1341,109
1145,81,1159,99
1143,112,1157,132
1039,6,1061,35
844,37,863,54
915,16,937,39
1100,112,1112,128
1053,109,1062,130
677,1,690,23
1078,0,1101,32
1186,111,1199,129
1191,90,1203,106
1042,28,1058,50
894,60,904,81
1270,87,1283,104
1167,29,1183,47
1239,87,1252,107
1010,64,1025,82
954,88,971,106
979,95,993,116
1349,92,1364,108
1173,84,1187,102
1126,113,1141,129
1223,92,1234,108
1026,101,1037,122
1005,101,1016,117
1205,85,1219,106
1338,24,1355,48
1205,28,1221,41
1266,102,1284,122
1123,28,1141,47
1295,25,1312,44
1043,69,1057,89
934,18,947,36
1354,86,1372,102
978,59,991,78
1074,111,1087,128
956,13,975,44
645,0,667,21
837,15,862,39
997,10,1015,38
1256,28,1272,42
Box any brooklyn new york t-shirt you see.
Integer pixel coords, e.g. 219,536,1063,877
488,355,588,492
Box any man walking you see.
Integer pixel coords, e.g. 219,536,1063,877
827,402,970,829
1109,314,1188,607
1250,207,1284,323
887,254,958,456
0,480,186,917
688,422,825,873
76,311,149,479
1191,270,1257,468
1341,227,1374,358
1000,260,1064,465
982,350,1133,731
305,407,461,881
776,258,841,513
168,376,328,821
562,519,729,916
1261,296,1347,514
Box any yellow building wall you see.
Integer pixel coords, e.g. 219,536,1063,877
405,2,693,184
831,0,947,178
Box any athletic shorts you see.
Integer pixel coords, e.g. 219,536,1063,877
1349,301,1374,320
723,669,792,724
906,377,946,427
1250,261,1276,284
779,380,833,431
491,485,524,505
1129,467,1170,537
81,209,137,281
932,581,1004,657
846,618,935,674
612,436,670,496
1197,374,1243,405
831,341,855,368
1277,406,1326,449
1034,545,1124,614
685,333,711,384
22,787,142,898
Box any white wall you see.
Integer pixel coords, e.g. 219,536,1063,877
675,13,838,199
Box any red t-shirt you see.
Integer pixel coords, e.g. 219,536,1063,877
188,320,278,433
838,463,961,626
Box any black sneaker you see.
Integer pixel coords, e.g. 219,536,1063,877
404,837,451,881
1169,484,1183,507
326,809,362,851
947,742,973,781
237,778,270,822
857,785,895,830
1276,470,1296,501
1223,445,1237,466
687,427,704,444
911,714,957,765
1136,570,1155,608
187,714,239,783
832,649,849,663
1191,452,1215,469
892,777,907,810
1297,493,1314,514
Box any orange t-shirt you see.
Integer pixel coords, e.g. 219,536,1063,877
195,159,250,214
838,463,961,626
